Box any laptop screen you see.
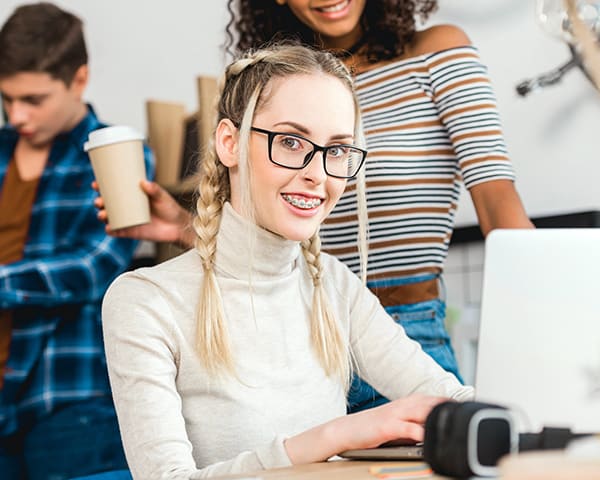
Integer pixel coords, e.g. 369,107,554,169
474,229,600,433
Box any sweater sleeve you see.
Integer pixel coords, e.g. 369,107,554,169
189,436,291,479
102,274,294,480
347,280,473,402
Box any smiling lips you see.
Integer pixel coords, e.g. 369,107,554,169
282,194,323,210
314,0,350,14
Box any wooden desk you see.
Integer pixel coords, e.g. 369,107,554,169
214,459,449,479
213,453,600,480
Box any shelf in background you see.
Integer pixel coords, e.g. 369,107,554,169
451,210,600,245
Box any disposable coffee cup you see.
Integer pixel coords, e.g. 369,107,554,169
84,125,150,230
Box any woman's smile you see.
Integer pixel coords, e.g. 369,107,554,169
312,0,352,17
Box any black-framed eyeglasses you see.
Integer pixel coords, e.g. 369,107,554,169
250,126,367,179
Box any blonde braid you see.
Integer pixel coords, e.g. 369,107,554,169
190,49,268,377
301,233,351,389
225,49,272,77
193,135,234,376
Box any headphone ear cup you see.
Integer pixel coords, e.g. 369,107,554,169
424,401,510,479
423,401,463,474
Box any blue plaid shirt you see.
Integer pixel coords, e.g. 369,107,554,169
0,105,155,437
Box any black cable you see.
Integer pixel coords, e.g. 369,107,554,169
519,427,594,451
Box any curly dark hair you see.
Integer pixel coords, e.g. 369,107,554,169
225,0,438,62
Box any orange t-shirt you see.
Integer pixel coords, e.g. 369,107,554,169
0,159,40,387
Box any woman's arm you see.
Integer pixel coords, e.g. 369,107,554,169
102,274,199,479
104,274,292,479
284,394,446,464
414,25,533,236
336,266,474,401
470,179,534,236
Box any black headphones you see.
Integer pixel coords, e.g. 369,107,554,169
423,401,592,478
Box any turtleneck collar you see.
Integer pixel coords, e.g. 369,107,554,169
214,203,302,281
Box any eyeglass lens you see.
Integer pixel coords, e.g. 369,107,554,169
271,133,363,178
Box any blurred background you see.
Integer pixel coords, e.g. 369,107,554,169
1,0,598,382
2,0,597,224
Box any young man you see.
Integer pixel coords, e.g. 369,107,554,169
0,3,154,479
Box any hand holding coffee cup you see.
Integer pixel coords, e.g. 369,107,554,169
84,126,150,230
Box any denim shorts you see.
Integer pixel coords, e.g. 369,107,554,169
347,274,463,413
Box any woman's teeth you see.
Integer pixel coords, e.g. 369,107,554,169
283,194,322,209
319,0,349,13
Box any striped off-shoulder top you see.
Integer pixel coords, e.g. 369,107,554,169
321,46,515,280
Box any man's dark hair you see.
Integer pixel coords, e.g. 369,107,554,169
0,2,88,84
226,0,438,63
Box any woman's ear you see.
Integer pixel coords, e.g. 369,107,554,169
215,119,239,168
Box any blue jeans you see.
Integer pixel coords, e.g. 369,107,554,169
347,274,463,413
71,471,132,480
0,397,127,480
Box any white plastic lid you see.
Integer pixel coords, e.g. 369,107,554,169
83,125,144,151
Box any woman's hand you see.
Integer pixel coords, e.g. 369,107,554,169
93,180,195,248
338,394,445,449
284,394,447,465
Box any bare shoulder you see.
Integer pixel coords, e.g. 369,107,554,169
411,24,472,57
354,24,472,73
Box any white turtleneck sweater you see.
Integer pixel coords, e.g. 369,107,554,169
102,203,472,480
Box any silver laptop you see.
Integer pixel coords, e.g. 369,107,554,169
474,229,600,433
338,441,424,461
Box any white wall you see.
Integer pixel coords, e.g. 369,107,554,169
0,1,229,134
2,0,599,224
433,0,600,224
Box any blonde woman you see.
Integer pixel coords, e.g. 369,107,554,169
102,44,473,479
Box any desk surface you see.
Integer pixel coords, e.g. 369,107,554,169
212,453,600,479
214,460,448,479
